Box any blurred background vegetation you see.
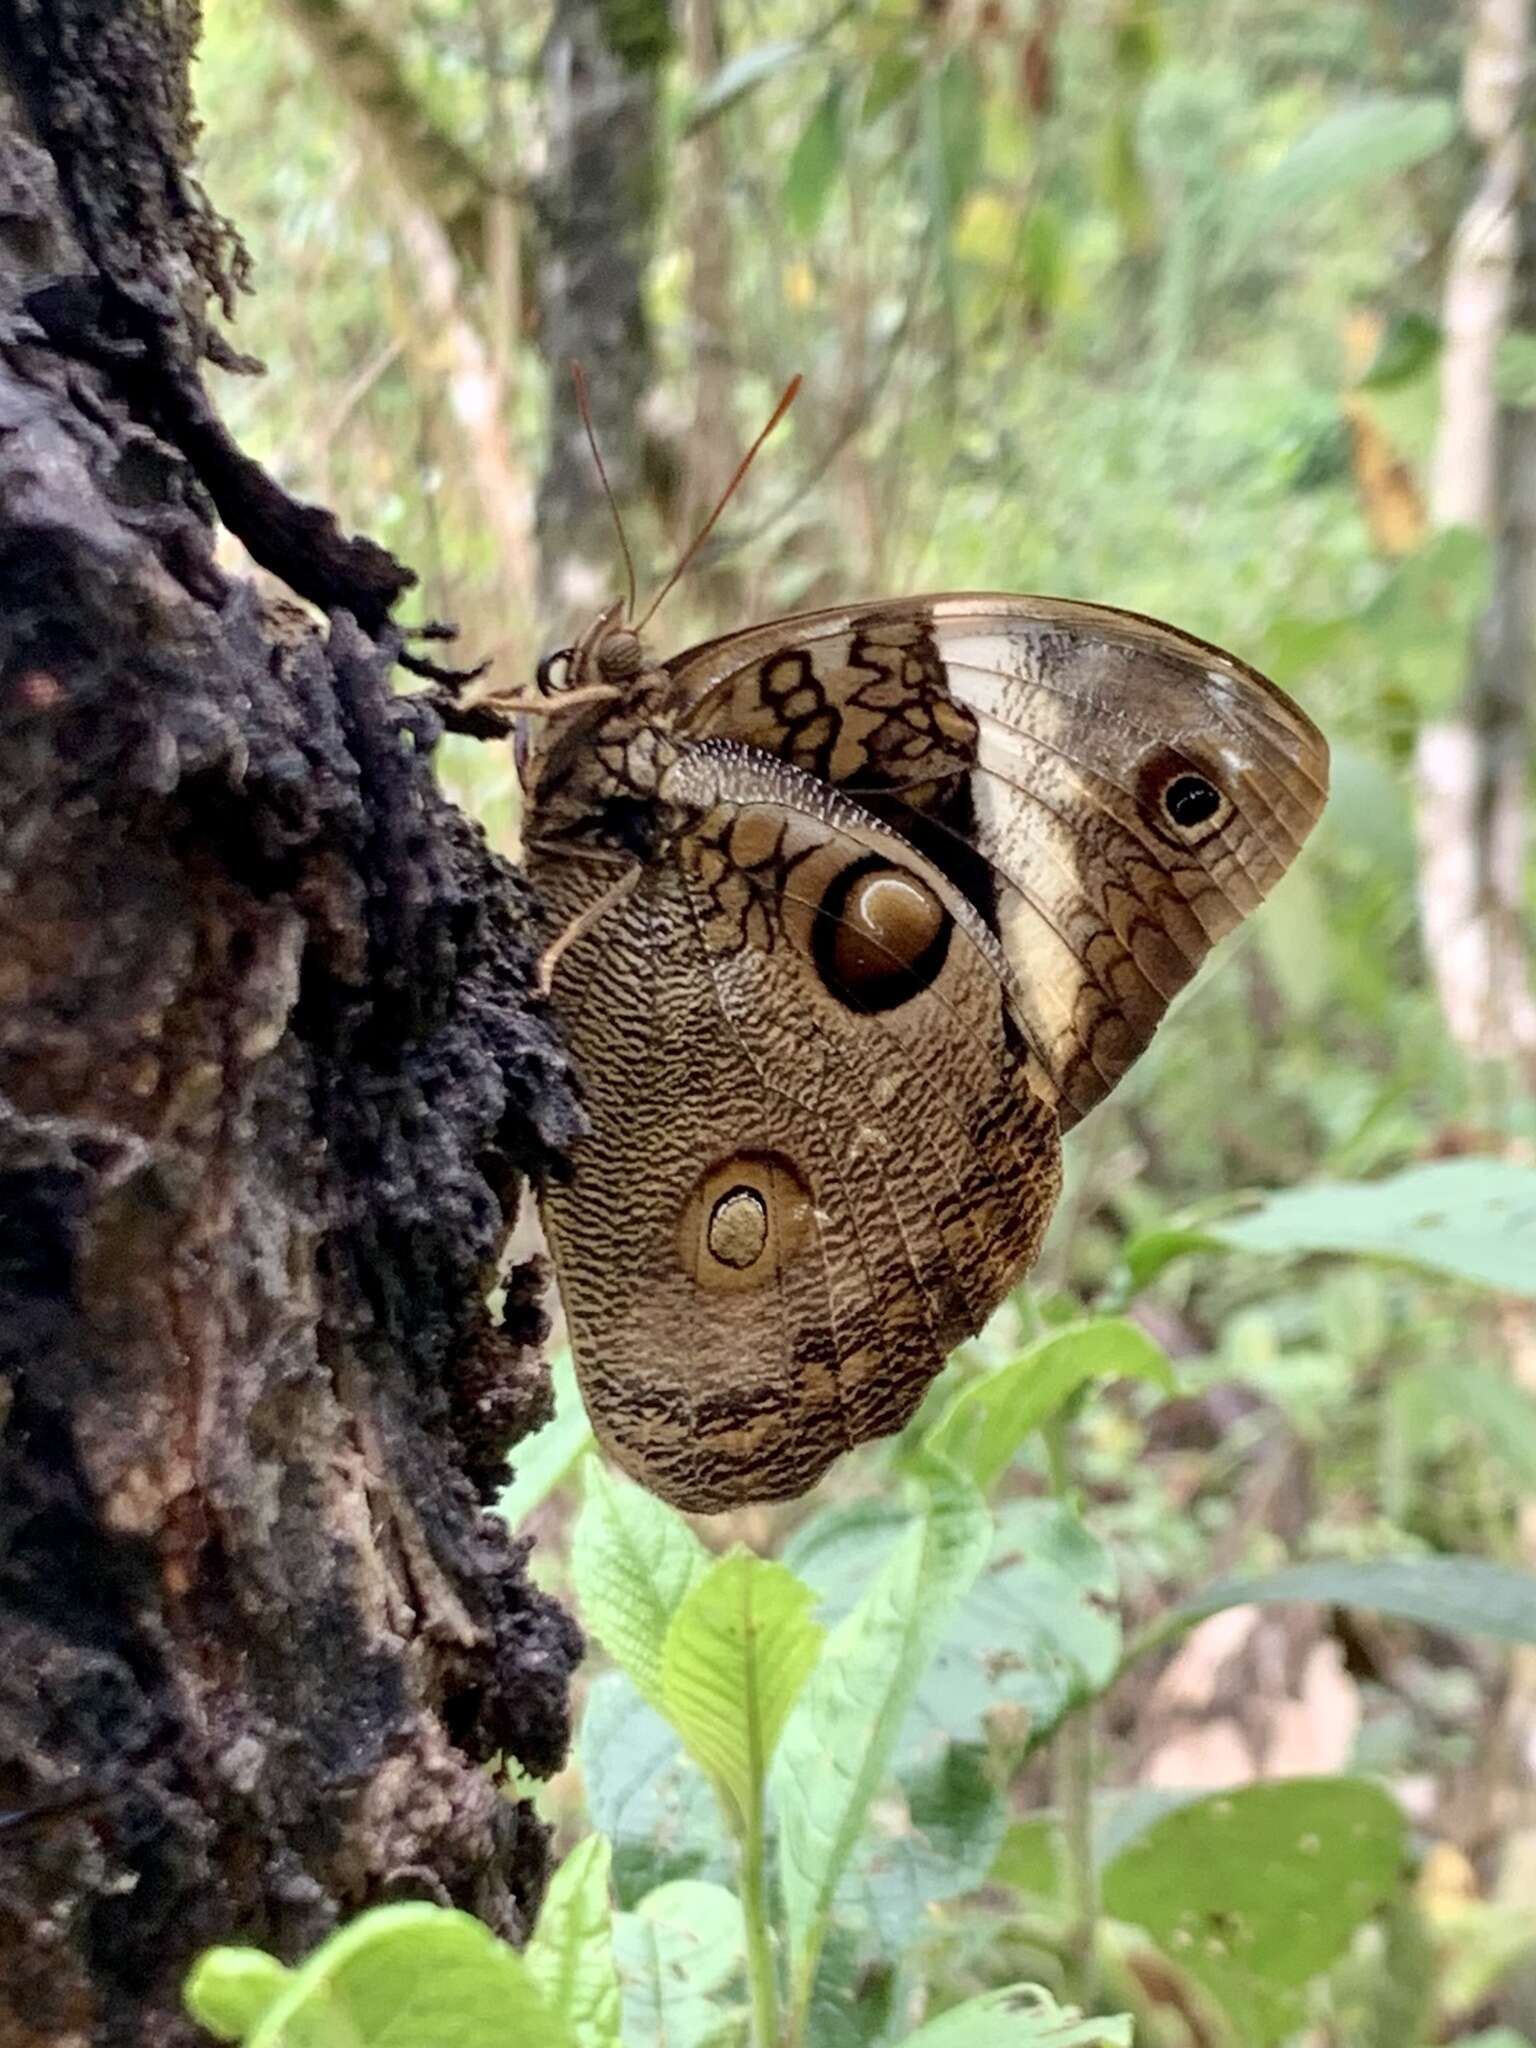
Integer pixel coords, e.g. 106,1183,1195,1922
194,1,1536,2041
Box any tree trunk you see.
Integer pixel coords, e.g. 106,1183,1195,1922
0,11,582,2043
535,0,673,633
1415,0,1536,1079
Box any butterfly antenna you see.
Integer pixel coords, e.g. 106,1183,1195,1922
636,374,802,635
572,361,638,620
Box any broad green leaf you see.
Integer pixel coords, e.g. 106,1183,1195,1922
908,1501,1121,1759
782,1495,914,1622
612,1882,745,2048
774,1462,990,1992
1236,96,1456,249
1394,1360,1536,1493
185,1949,292,2041
1111,1225,1226,1299
841,1744,1005,1949
1102,1779,1405,2041
497,1349,593,1531
783,80,846,236
1203,1160,1536,1295
242,1905,567,2048
578,1673,729,1906
927,1320,1174,1493
661,1550,823,1828
1357,310,1441,390
571,1460,709,1709
680,39,809,133
526,1837,621,2048
1144,1557,1536,1658
902,1985,1133,2047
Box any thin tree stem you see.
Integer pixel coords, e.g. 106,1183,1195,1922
740,1783,782,2048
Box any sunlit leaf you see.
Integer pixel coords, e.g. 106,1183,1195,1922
184,1950,292,2042
903,1985,1133,2047
1102,1779,1405,2040
927,1319,1174,1493
1357,310,1441,390
1237,96,1457,249
660,1550,823,1828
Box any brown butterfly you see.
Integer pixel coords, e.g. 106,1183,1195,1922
506,391,1329,1513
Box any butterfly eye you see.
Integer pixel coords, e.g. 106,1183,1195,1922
536,646,573,695
1163,773,1223,829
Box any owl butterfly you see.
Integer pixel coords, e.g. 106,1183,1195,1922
513,389,1328,1513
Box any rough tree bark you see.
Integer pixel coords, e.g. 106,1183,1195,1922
0,8,583,2044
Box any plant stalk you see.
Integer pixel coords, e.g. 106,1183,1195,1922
1055,1700,1100,2010
740,1783,782,2048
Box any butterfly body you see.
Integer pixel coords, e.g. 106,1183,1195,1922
518,595,1328,1511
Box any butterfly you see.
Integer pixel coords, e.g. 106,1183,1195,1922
505,393,1329,1513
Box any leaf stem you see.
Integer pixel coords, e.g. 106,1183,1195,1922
1055,1700,1099,2009
741,1780,782,2048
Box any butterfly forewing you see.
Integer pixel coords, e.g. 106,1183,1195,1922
672,595,1329,1124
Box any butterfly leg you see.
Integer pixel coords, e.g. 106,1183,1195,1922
537,863,642,995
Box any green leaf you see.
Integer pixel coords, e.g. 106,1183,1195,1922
498,1349,593,1531
241,1905,567,2048
927,1319,1174,1493
1148,1557,1536,1656
783,79,846,236
861,47,921,125
680,39,809,133
1102,1779,1405,2041
184,1949,293,2042
660,1549,823,1828
902,1985,1134,2047
1236,96,1457,250
1394,1360,1536,1494
1207,1160,1536,1296
577,1672,729,1905
525,1837,621,2048
1357,310,1441,391
989,1818,1063,1906
570,1459,709,1710
774,1462,990,1996
932,51,983,218
909,1501,1121,1758
1496,332,1536,407
841,1744,1006,1949
612,1882,745,2048
1110,1225,1227,1299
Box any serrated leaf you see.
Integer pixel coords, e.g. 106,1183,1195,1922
184,1949,292,2041
783,79,846,236
612,1883,745,2048
498,1349,593,1531
1236,96,1457,251
578,1672,729,1906
1102,1779,1405,2041
903,1985,1133,2047
773,1462,990,1995
1150,1557,1536,1654
571,1460,709,1709
661,1550,822,1829
526,1838,621,2048
242,1905,568,2048
927,1319,1174,1493
1208,1160,1536,1296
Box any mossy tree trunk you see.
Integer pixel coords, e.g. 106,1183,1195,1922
0,9,582,2043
